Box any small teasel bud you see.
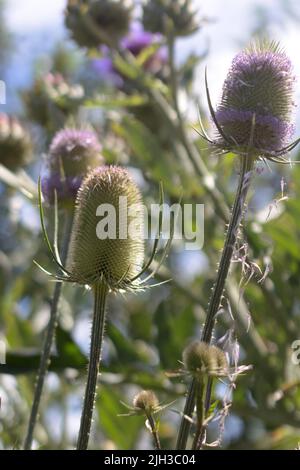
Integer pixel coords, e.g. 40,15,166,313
183,341,217,377
0,113,32,170
133,390,159,414
67,165,144,289
41,127,103,206
142,0,198,37
65,0,132,49
215,40,295,158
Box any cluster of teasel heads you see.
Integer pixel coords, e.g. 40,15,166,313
34,38,299,449
200,40,299,163
39,126,172,449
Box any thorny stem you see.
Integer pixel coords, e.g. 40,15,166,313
24,210,74,450
176,155,255,450
192,378,205,450
147,414,161,450
76,281,108,450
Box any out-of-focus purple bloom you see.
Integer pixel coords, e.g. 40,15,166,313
42,128,104,206
42,174,83,205
91,56,124,88
213,41,296,159
91,27,167,88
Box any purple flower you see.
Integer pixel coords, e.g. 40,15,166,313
42,128,104,206
213,41,296,158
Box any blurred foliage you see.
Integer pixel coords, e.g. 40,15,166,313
0,0,300,451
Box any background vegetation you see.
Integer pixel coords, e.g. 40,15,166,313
0,0,300,450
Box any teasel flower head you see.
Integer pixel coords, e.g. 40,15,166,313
142,0,198,37
0,113,32,170
38,163,172,292
119,389,172,418
132,390,160,415
65,0,132,49
65,166,145,289
201,41,299,163
42,127,103,207
182,341,229,378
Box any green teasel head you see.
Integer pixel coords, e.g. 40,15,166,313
65,0,132,49
66,165,145,290
38,165,173,293
132,390,160,415
183,341,229,378
142,0,198,37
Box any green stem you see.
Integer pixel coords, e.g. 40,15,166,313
113,46,230,223
176,155,255,450
147,414,161,450
192,378,205,450
24,210,74,450
76,281,108,450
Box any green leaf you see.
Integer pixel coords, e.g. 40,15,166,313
97,386,142,449
154,301,196,369
112,116,179,195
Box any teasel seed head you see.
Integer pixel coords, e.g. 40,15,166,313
213,41,296,159
0,113,32,170
183,341,229,378
41,127,103,207
133,390,159,415
65,0,132,49
66,165,145,290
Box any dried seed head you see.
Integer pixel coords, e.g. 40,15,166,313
133,390,159,414
183,341,229,378
143,0,198,37
42,127,103,206
215,41,296,157
0,113,32,170
65,0,132,48
67,166,144,289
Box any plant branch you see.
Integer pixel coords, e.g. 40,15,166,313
147,414,161,450
24,209,74,450
76,280,108,450
176,155,255,449
192,378,205,450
